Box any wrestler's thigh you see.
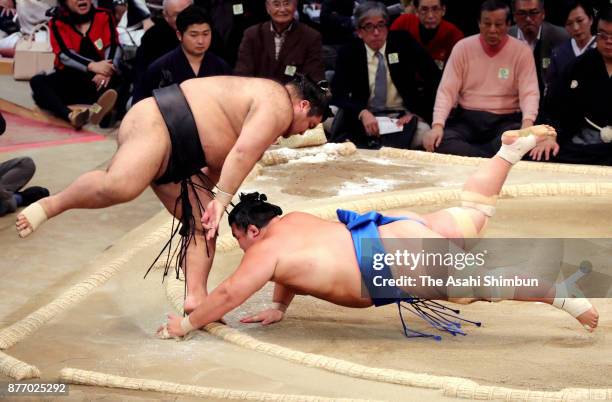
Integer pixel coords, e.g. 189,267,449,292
108,101,169,194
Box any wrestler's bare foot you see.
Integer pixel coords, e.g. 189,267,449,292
16,197,51,237
576,306,599,332
497,125,557,164
501,124,557,144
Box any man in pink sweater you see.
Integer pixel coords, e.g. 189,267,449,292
423,0,558,159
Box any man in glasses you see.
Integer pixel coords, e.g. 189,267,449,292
509,0,569,100
390,0,464,70
234,0,325,83
331,1,441,149
545,6,612,166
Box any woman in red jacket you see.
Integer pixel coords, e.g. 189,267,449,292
30,0,121,128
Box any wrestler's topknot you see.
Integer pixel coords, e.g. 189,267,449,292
228,192,283,230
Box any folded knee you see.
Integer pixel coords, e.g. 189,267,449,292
99,177,141,203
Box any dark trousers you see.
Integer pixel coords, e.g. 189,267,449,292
0,157,35,214
437,108,522,158
330,109,418,150
30,68,101,121
555,141,612,166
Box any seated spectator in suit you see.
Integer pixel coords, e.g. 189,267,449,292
30,0,121,129
545,1,596,95
423,0,554,158
390,0,463,70
133,0,192,80
509,0,569,101
331,1,441,149
132,6,231,103
546,7,612,166
234,0,324,83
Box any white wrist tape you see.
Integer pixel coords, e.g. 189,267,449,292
180,315,195,334
215,186,234,207
272,302,288,313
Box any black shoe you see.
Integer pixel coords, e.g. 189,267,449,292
16,186,50,207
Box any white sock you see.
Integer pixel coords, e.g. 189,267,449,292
496,135,537,165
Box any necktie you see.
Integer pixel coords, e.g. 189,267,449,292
371,51,387,112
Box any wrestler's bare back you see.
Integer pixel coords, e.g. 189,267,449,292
118,76,293,181
263,210,436,308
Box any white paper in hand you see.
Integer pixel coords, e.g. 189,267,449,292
376,116,402,135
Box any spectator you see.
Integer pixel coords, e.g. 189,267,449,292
545,0,596,94
234,0,324,83
133,0,192,80
423,0,551,158
29,0,120,128
99,0,154,30
509,0,569,99
546,6,612,165
0,112,50,217
132,6,231,103
0,0,18,47
0,0,55,57
331,1,441,149
391,0,463,70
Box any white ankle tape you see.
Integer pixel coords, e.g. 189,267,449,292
552,285,592,317
552,297,592,318
496,135,537,164
181,315,195,334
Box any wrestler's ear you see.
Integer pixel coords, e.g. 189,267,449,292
176,30,182,42
299,99,311,113
246,224,260,238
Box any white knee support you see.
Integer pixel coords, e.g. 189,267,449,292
460,191,497,218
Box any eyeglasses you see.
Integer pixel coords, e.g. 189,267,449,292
514,9,542,18
359,21,387,33
596,30,612,41
418,5,443,15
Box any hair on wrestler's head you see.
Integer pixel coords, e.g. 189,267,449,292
287,74,332,119
228,192,283,231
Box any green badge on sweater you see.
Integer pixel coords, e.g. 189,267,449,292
498,67,509,80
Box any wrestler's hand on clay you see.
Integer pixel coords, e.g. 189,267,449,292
528,137,559,161
157,313,184,337
360,110,380,136
240,309,284,326
202,199,224,240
